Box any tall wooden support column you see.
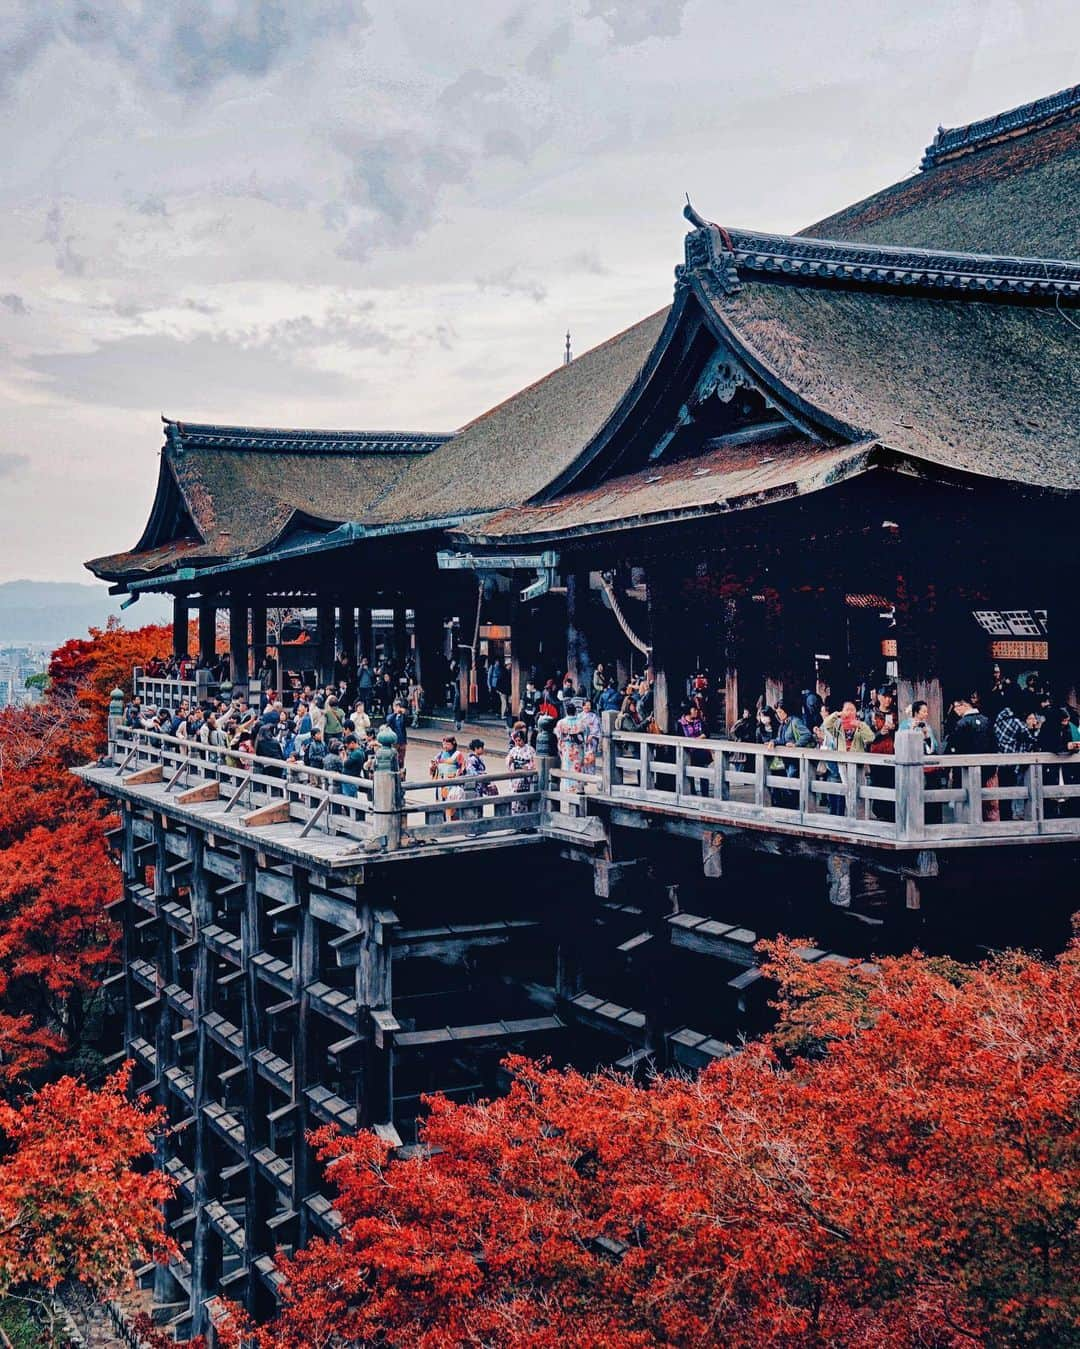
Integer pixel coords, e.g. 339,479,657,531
189,849,220,1337
173,596,190,658
229,599,249,687
720,596,744,729
339,605,357,671
359,606,375,664
150,821,175,1311
316,603,335,686
293,870,318,1247
414,606,444,697
508,594,522,719
240,849,267,1313
250,600,268,679
356,902,393,1128
647,568,672,732
895,570,944,733
197,601,217,666
393,605,409,669
566,570,593,695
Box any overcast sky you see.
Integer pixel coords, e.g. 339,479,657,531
3,0,1078,583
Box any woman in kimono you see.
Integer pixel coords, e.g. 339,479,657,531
555,699,590,788
580,698,602,775
505,727,537,814
429,734,466,820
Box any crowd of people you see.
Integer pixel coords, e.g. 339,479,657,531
130,651,1080,823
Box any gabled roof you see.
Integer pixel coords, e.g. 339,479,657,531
364,311,668,527
86,420,449,582
681,219,1080,491
805,83,1080,257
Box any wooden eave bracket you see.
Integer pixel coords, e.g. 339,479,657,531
177,781,221,805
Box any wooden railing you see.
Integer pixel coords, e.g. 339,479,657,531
133,668,218,712
112,725,373,842
109,725,544,852
106,719,1080,855
604,719,1080,844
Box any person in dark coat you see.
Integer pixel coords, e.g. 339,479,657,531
945,697,998,821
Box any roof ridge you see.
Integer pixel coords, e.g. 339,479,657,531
921,82,1080,169
162,420,453,455
456,308,671,437
680,215,1080,301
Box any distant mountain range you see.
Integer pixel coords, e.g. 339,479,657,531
0,581,172,647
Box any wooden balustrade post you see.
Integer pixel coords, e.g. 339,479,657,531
535,713,555,820
600,711,616,794
372,726,402,851
893,729,926,842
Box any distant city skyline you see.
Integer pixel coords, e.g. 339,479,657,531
3,0,1079,583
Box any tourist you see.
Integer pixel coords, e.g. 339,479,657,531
821,701,874,816
764,700,814,809
598,679,621,714
324,695,345,739
554,699,593,784
303,726,327,770
580,699,602,775
349,700,371,740
505,728,537,814
385,700,409,772
945,697,998,822
868,710,896,821
255,724,285,779
520,680,541,737
677,702,710,796
340,734,366,799
430,734,467,821
407,676,423,727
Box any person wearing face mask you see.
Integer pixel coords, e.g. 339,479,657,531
821,700,874,816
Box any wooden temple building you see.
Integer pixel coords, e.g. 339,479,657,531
81,84,1080,1337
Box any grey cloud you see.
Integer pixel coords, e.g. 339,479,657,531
525,21,573,78
586,0,689,46
566,249,609,276
1,294,28,314
28,332,354,412
476,265,548,304
133,193,169,217
42,205,88,276
252,306,393,355
334,131,470,259
439,69,507,110
0,452,30,477
5,1,369,97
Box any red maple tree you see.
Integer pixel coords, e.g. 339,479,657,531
225,935,1080,1349
0,1063,174,1295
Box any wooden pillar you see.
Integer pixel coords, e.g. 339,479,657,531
359,606,375,664
316,602,335,686
250,600,268,679
509,594,522,720
894,562,946,737
173,595,190,658
228,599,249,686
393,605,408,669
646,569,671,732
356,902,393,1129
414,606,443,698
197,601,217,666
189,849,220,1336
566,570,593,696
293,870,317,1247
340,605,357,670
240,849,267,1312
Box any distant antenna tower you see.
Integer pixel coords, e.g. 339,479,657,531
564,329,572,365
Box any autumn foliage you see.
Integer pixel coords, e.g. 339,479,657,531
0,1064,173,1295
228,936,1080,1349
0,621,176,1311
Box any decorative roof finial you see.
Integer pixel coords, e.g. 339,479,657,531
684,195,710,230
564,329,572,365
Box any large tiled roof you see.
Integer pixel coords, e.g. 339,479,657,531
86,421,448,581
685,222,1080,491
804,85,1080,257
366,311,669,526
